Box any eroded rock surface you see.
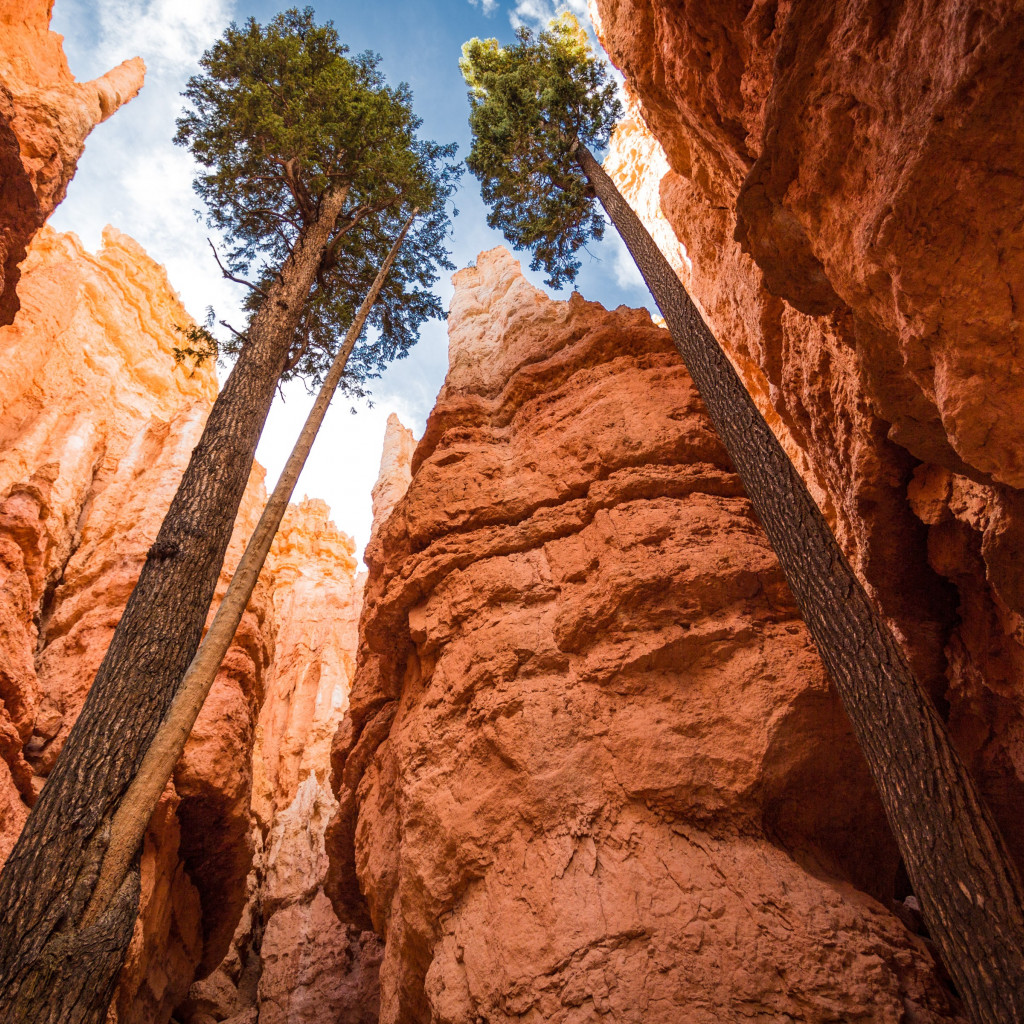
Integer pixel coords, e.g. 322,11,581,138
0,226,273,1022
0,0,144,322
181,500,382,1024
592,0,1024,874
329,248,962,1024
371,413,416,537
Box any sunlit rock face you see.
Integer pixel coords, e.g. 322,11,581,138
328,248,962,1024
245,506,382,1024
0,0,144,323
0,226,274,1024
371,413,416,539
591,0,1024,877
181,500,383,1024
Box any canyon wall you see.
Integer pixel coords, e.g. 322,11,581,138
181,499,381,1024
0,0,144,323
0,222,378,1022
0,224,276,1022
591,0,1024,875
2,2,1019,1021
328,247,962,1023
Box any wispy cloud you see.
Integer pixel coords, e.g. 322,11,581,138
606,226,647,294
469,0,500,14
61,0,234,79
50,0,244,333
509,0,590,31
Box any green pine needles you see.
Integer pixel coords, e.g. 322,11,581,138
175,6,461,393
461,13,621,288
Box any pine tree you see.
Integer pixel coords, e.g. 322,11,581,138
81,209,420,936
0,10,458,1022
462,16,1024,1024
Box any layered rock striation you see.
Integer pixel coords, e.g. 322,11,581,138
592,0,1024,875
329,248,962,1023
0,0,144,323
182,499,381,1024
0,226,273,1022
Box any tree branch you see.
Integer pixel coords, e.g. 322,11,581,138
207,240,268,298
238,204,303,234
282,335,311,373
218,319,249,342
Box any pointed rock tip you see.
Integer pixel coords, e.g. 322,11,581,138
385,410,410,433
452,246,525,289
91,56,146,123
372,414,418,533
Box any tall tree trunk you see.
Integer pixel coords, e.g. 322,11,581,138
0,186,350,1024
576,142,1024,1024
82,209,417,927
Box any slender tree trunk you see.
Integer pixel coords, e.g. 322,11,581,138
576,142,1024,1024
0,185,350,1024
82,209,417,927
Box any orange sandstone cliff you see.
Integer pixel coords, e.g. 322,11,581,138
0,222,376,1022
181,499,381,1024
0,0,144,323
591,0,1024,878
0,225,277,1022
327,248,962,1023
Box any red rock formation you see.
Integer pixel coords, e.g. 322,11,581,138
254,500,365,824
329,248,962,1023
181,500,382,1024
0,226,274,1022
0,225,217,851
591,0,1024,873
0,0,144,323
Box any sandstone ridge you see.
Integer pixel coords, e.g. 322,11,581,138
328,247,962,1024
0,0,144,323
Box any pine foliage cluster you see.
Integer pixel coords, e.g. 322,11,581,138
461,14,621,288
175,6,461,393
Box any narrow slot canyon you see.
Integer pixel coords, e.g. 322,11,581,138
1,0,1022,1021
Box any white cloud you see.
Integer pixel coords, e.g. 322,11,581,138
50,0,242,326
86,0,234,76
256,382,426,567
510,0,590,31
606,225,647,294
469,0,499,14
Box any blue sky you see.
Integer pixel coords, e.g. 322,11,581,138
49,0,652,558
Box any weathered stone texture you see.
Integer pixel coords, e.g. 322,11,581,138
181,500,382,1024
592,0,1024,875
0,0,144,322
0,226,273,1023
329,248,962,1024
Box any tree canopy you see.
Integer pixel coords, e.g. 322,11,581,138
176,6,461,391
461,13,621,288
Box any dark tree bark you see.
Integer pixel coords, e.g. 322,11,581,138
576,142,1024,1024
0,185,350,1023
